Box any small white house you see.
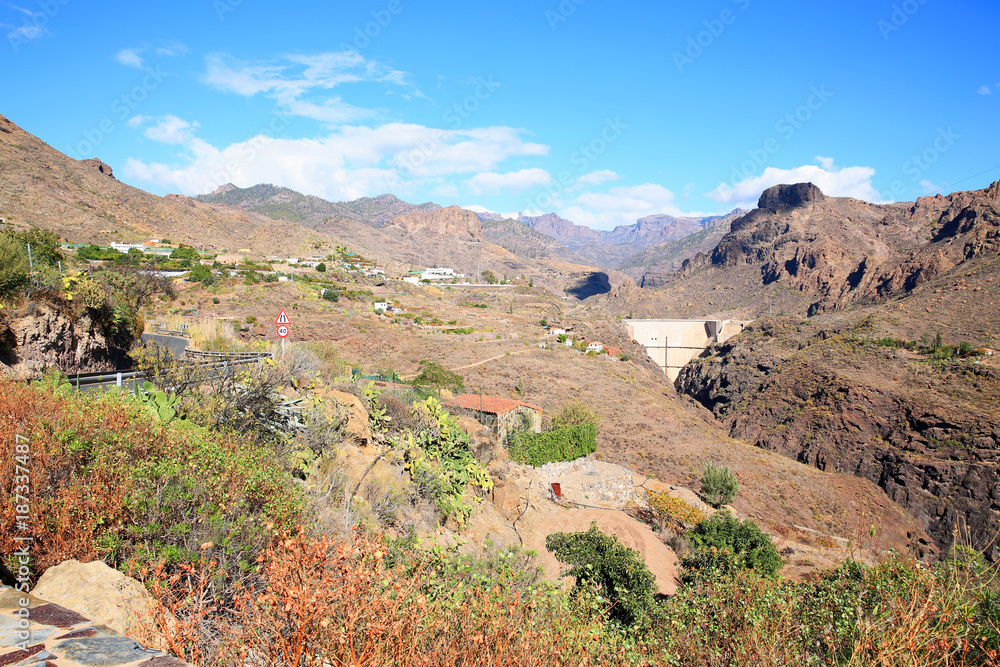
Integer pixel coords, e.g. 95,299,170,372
403,276,420,285
420,267,459,281
586,342,604,353
373,301,389,312
548,328,566,336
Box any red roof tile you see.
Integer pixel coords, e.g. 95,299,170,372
445,394,542,416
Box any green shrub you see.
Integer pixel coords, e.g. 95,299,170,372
245,315,257,324
316,262,326,273
508,422,596,466
680,513,782,584
0,233,29,297
550,401,600,429
700,461,738,507
412,360,465,393
322,288,339,302
546,522,657,627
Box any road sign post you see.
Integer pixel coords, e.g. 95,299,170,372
275,310,291,362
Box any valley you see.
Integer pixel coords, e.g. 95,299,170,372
2,111,998,665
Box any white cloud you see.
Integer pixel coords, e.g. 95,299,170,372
115,42,188,69
466,168,552,195
203,51,421,123
115,48,144,68
138,115,200,145
815,155,835,170
560,183,710,230
122,119,550,201
919,179,942,194
575,169,619,187
707,158,882,208
978,85,993,95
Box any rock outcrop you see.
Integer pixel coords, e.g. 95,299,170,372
317,389,371,446
675,318,999,560
757,182,825,211
79,158,115,179
390,206,483,241
1,301,129,378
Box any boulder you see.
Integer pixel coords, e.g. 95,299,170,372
79,157,115,179
454,414,496,465
32,559,157,638
319,389,371,445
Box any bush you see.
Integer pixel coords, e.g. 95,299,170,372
322,288,339,302
316,262,326,273
645,490,705,529
546,522,657,627
680,513,782,584
412,360,465,393
508,423,596,467
550,401,600,429
0,376,305,589
245,315,256,324
700,461,738,507
0,233,29,297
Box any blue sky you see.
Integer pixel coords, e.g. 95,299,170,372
2,0,998,229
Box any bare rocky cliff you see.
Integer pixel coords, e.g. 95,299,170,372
1,301,130,377
390,205,484,241
675,317,1000,560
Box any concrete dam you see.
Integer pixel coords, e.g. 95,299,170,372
625,319,750,381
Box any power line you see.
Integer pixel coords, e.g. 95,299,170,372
925,162,1000,197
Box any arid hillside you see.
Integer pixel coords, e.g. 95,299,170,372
0,114,337,255
167,277,932,560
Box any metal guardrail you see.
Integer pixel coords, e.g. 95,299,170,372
65,353,274,391
153,328,189,337
185,349,269,360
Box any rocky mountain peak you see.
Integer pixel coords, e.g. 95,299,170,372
212,183,237,195
757,182,825,211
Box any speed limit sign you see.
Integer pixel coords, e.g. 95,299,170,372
276,324,289,338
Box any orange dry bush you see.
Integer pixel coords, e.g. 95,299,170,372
0,378,142,571
0,376,303,588
146,529,634,667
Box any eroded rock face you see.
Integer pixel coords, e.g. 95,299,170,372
700,181,1000,316
757,182,825,211
390,205,483,241
675,319,1000,560
78,157,115,179
1,301,127,378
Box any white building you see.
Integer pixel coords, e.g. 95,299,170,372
373,301,389,312
420,267,460,281
586,342,604,353
548,328,566,336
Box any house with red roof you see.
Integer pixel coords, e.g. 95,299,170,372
444,393,543,444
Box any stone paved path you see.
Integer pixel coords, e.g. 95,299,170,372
0,586,188,667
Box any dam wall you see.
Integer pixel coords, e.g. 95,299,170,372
625,319,750,381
